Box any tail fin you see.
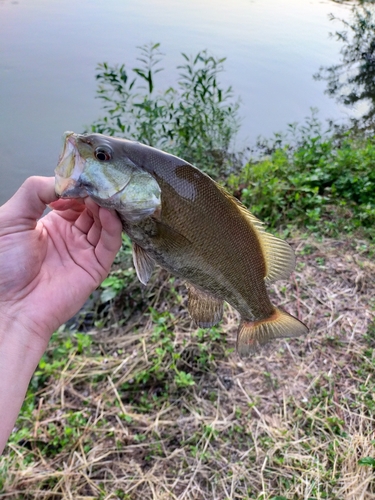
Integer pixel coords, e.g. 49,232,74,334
237,308,308,357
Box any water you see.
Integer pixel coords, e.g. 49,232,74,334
0,0,353,205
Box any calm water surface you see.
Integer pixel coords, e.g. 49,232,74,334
0,0,352,205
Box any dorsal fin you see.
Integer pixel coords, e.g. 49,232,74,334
259,230,296,284
218,186,295,284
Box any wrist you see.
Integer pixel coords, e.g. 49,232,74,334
0,307,53,355
0,318,50,454
0,320,47,364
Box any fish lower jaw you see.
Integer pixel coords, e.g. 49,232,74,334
54,174,89,198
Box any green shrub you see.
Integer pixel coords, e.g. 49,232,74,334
226,130,375,238
90,43,240,177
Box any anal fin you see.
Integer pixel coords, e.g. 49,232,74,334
132,243,155,285
237,308,308,357
187,283,223,328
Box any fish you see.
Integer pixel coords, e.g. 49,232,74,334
55,131,308,356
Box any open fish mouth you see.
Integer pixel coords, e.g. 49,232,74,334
55,132,88,198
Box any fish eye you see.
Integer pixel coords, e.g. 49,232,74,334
95,147,112,161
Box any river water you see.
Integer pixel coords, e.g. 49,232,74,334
0,0,353,205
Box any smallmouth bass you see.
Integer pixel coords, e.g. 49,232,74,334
55,132,308,356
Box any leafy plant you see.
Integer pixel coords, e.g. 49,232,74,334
174,370,195,388
226,119,375,238
359,457,375,467
90,42,240,177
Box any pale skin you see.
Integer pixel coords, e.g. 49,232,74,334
0,176,122,454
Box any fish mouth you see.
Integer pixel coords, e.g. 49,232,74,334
55,174,89,198
55,132,88,198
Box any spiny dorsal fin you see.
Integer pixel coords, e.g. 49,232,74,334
218,186,295,284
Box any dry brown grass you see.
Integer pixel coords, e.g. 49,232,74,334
1,235,375,499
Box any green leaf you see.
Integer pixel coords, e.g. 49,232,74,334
100,287,118,303
358,457,375,467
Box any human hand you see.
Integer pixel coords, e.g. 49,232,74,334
0,176,122,454
0,176,122,351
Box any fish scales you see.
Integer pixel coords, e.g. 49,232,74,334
153,166,272,319
119,142,271,312
55,132,309,356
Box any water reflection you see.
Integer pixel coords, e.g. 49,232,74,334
315,5,375,130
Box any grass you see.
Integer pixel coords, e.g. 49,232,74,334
1,234,375,499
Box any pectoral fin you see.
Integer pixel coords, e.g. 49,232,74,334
132,243,155,285
186,283,224,328
153,219,191,253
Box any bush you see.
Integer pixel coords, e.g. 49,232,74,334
226,125,375,238
90,43,240,178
